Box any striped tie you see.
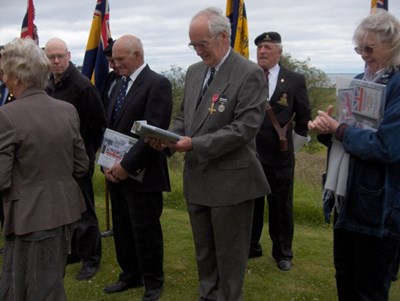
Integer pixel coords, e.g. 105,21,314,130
112,77,130,121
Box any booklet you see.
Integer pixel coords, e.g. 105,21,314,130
131,120,181,142
336,77,386,129
97,128,145,182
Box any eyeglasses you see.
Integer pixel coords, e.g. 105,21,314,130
188,36,216,51
47,53,68,61
354,44,377,55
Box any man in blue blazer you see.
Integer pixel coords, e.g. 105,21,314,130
150,7,270,301
103,34,172,301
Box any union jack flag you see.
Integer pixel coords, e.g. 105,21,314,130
20,0,39,44
82,0,111,95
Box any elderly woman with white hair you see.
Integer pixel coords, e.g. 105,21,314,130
309,9,400,301
0,38,88,300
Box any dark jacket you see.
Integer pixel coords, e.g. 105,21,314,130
46,62,106,165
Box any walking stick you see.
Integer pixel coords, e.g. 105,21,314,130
104,178,110,231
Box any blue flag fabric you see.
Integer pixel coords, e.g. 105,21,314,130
82,0,111,95
226,0,249,58
371,0,388,12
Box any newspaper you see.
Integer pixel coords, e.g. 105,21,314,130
97,128,145,182
336,77,386,130
131,120,181,142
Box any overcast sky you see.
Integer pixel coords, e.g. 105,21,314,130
1,1,399,74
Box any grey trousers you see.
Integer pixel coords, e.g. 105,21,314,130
0,224,74,301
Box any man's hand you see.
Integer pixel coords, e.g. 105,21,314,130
104,163,129,183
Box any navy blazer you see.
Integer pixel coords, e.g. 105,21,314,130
106,65,172,192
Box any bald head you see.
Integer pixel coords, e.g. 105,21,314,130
112,34,145,77
45,37,71,78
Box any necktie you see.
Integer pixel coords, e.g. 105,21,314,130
202,67,216,96
112,77,130,121
265,69,270,100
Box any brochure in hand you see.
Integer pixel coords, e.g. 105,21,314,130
131,120,181,142
336,77,386,130
97,128,145,182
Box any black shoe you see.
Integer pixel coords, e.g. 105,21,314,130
277,260,292,271
76,265,99,280
0,247,3,254
142,286,163,301
101,229,114,238
104,280,143,294
66,254,81,265
248,242,262,258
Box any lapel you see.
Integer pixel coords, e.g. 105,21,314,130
270,66,289,105
107,66,149,126
188,52,235,136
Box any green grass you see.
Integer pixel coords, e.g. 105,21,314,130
2,152,400,300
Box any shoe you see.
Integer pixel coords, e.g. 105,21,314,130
277,260,292,271
142,286,163,301
76,265,99,280
101,228,114,238
104,280,143,294
248,242,262,258
0,247,3,254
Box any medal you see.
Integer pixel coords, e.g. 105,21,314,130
218,103,225,112
209,93,219,114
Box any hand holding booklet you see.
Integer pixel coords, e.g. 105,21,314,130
131,120,181,142
97,128,145,182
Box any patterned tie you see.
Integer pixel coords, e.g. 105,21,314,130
112,77,130,121
202,67,216,96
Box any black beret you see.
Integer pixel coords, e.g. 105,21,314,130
103,38,114,57
254,32,282,45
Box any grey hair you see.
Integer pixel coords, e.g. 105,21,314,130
191,7,232,40
353,8,400,71
1,38,51,89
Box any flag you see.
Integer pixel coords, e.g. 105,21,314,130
82,0,111,95
226,0,249,58
20,0,39,44
371,0,388,12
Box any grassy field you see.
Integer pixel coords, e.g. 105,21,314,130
2,152,400,300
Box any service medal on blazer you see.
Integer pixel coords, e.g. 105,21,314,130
277,92,289,106
217,95,228,113
208,93,219,114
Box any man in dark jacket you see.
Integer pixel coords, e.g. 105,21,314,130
45,37,106,280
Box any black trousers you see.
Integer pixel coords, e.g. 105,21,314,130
109,185,164,290
251,165,294,261
71,171,102,267
334,228,399,301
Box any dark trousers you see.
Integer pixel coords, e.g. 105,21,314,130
109,185,164,290
72,171,102,267
251,165,294,261
334,228,399,301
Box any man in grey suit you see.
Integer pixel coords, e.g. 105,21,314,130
0,38,88,300
149,7,270,301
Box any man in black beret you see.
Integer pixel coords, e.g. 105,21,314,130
101,38,121,109
249,31,311,271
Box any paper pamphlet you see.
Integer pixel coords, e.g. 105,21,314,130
336,77,386,129
292,131,311,153
97,128,145,182
131,120,181,142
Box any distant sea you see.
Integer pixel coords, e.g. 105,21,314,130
326,73,358,85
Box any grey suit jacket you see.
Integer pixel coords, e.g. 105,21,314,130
172,50,270,206
0,88,88,236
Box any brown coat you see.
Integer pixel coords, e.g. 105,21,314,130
0,88,88,236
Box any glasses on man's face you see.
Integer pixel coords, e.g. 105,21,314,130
354,44,377,55
47,53,68,61
188,36,216,51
